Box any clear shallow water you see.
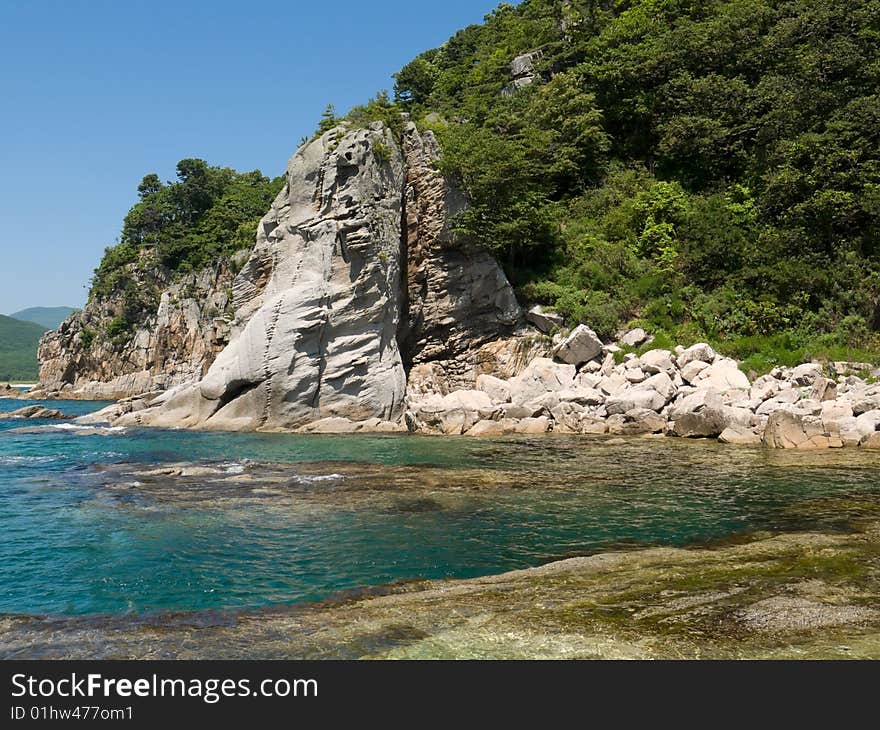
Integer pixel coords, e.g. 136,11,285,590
2,397,879,617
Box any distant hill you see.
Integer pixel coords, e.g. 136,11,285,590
10,306,77,331
0,315,47,382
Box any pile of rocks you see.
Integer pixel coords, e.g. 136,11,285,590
405,325,880,450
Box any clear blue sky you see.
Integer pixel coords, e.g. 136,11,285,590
0,0,508,314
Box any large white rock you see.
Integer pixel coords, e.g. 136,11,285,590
719,425,762,446
669,388,724,419
763,411,843,449
695,358,750,392
669,388,728,437
676,343,716,369
635,372,676,403
679,360,710,385
476,374,512,404
750,376,779,403
789,363,823,386
507,358,576,406
552,325,604,366
606,389,667,415
620,328,650,347
526,306,563,333
639,349,676,375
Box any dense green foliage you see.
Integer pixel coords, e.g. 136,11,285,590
0,315,46,382
10,307,77,331
90,160,284,303
387,0,880,366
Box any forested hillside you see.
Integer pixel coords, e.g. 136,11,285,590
383,0,880,369
10,307,77,330
0,315,46,382
86,160,283,340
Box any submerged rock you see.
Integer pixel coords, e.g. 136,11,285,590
4,516,879,660
0,405,68,420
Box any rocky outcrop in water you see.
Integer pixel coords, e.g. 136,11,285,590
0,405,67,420
76,123,524,431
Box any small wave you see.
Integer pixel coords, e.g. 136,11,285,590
53,424,127,433
0,456,56,465
299,473,345,483
8,423,127,436
221,463,247,475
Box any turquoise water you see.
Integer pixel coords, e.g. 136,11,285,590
2,397,879,617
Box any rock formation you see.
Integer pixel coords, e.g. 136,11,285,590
37,261,240,399
38,118,880,446
63,122,524,431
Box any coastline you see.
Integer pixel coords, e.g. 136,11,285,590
12,341,880,453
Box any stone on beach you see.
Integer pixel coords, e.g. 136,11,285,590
552,325,604,366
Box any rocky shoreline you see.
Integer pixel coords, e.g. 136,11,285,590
16,122,880,451
55,328,880,452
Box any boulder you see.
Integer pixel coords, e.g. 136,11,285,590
499,404,535,420
525,306,564,333
550,402,605,434
790,363,823,386
722,406,755,429
670,410,728,438
635,372,676,403
820,400,853,422
669,389,727,438
516,417,552,435
607,408,666,435
0,406,68,420
851,389,880,415
598,352,617,376
466,420,507,437
508,358,576,406
679,360,710,385
719,425,762,446
606,389,667,415
523,392,561,417
556,388,604,406
832,361,874,375
620,328,650,347
552,325,604,366
810,377,838,402
676,343,716,369
476,374,512,405
574,372,601,390
669,388,724,419
598,373,629,396
438,390,495,412
750,376,780,403
639,349,676,376
624,368,647,383
695,359,750,391
763,411,843,449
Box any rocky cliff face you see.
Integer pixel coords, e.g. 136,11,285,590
400,123,525,395
59,121,525,430
37,261,240,399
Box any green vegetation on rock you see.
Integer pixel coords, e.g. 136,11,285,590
382,0,880,366
0,314,46,382
90,160,284,304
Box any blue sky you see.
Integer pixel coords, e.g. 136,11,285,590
0,0,507,314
